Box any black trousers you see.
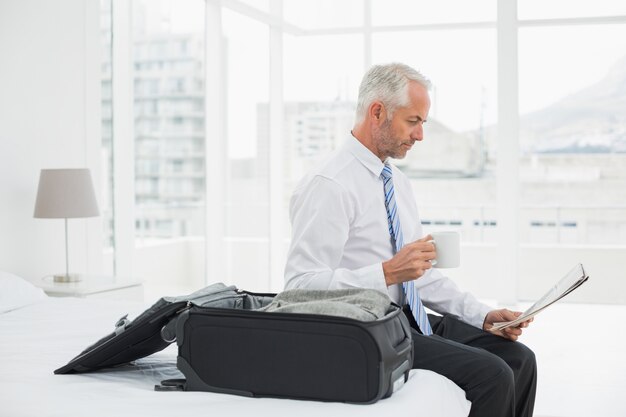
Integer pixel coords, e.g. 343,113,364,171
403,307,537,417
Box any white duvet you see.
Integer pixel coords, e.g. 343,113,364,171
0,297,470,417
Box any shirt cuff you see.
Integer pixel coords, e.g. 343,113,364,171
352,262,389,297
466,302,493,329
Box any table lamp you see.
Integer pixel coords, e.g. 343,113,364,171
33,168,100,283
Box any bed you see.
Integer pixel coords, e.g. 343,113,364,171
0,272,471,417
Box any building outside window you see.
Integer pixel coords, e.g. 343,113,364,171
102,0,626,302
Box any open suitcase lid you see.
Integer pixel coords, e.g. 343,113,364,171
54,283,241,374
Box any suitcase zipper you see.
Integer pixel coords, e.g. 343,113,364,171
189,306,390,328
190,301,402,326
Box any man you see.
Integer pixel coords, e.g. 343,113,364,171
284,63,537,417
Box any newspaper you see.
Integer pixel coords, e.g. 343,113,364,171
490,263,589,331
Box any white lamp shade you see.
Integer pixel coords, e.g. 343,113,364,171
33,169,100,219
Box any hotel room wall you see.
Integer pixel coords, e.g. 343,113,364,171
0,0,102,280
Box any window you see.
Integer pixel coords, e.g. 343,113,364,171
132,0,206,287
371,0,495,26
283,34,363,183
518,0,626,20
372,28,497,242
222,8,270,290
100,0,114,272
518,23,626,245
103,0,626,304
283,0,363,29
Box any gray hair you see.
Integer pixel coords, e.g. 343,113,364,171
355,63,431,124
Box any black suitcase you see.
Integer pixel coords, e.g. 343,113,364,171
55,284,413,404
55,283,246,374
159,290,414,404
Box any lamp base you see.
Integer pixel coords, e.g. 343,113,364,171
53,274,82,283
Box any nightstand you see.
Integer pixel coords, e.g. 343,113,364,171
34,275,144,302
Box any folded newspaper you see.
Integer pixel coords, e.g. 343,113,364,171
491,263,589,331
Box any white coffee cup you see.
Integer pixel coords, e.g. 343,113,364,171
430,231,460,268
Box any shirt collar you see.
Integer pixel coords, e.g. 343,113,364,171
345,132,386,178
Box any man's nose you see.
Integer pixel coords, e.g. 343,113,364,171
411,124,424,141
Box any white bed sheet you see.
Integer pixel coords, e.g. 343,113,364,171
0,297,470,417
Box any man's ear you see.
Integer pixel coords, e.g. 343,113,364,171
370,101,386,124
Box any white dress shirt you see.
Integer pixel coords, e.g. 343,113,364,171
285,134,492,329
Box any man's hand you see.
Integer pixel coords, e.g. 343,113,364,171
483,309,533,341
382,235,436,286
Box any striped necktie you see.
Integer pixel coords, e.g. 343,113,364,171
380,163,433,335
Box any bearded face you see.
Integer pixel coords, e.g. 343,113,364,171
374,118,415,160
365,81,430,161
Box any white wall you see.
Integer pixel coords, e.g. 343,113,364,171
0,0,102,280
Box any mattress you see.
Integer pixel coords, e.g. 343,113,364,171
0,297,470,417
